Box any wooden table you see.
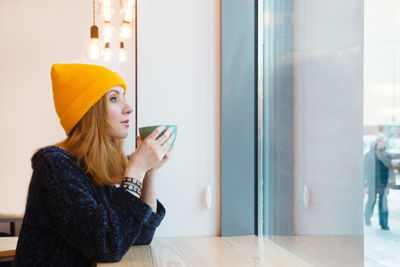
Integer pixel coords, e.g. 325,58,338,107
97,235,311,267
97,235,363,267
0,235,363,266
0,236,18,262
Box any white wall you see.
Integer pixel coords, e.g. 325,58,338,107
0,0,220,237
138,0,220,237
293,0,364,235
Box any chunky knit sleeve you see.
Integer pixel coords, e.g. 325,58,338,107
37,150,164,262
132,199,166,245
122,154,166,245
109,187,166,246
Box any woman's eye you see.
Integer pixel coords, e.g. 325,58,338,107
110,96,117,102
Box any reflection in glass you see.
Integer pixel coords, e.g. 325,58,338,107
364,0,400,265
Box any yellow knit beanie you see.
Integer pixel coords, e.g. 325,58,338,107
51,63,127,136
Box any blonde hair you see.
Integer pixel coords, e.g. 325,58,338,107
56,94,127,185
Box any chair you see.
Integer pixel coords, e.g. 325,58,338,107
0,216,23,237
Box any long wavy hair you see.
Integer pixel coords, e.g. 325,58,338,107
56,94,127,185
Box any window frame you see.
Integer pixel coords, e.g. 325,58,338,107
221,0,295,236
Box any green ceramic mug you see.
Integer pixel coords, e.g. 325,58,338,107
138,125,177,146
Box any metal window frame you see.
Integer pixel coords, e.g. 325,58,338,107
221,0,258,236
221,0,294,236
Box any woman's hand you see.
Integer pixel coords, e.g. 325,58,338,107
139,136,174,175
125,126,175,181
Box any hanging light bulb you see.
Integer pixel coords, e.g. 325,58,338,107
103,6,113,22
85,0,103,60
119,41,127,62
85,25,104,60
102,0,113,8
120,21,132,40
126,0,135,8
103,42,112,62
103,21,114,42
122,7,134,23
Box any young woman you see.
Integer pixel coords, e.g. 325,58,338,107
15,63,174,266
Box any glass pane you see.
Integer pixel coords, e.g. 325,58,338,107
259,0,364,265
364,0,400,265
260,0,295,236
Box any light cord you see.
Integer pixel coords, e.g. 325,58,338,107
92,0,95,25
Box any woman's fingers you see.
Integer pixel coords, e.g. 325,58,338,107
160,133,175,151
166,133,176,146
135,126,174,170
156,127,174,145
147,126,166,140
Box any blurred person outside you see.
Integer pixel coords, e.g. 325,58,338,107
364,134,400,230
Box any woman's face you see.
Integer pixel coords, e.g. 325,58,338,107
106,86,133,139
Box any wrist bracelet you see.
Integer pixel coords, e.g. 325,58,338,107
123,177,143,190
122,183,142,196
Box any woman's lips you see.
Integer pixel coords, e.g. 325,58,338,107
121,120,129,127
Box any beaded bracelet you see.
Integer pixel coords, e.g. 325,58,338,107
122,183,142,196
122,177,143,190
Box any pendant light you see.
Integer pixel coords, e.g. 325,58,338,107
102,0,114,43
104,21,114,43
119,0,134,40
121,0,134,23
119,41,127,62
103,42,112,61
102,0,113,22
85,0,103,60
120,21,132,40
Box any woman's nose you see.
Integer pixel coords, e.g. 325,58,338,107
124,102,133,114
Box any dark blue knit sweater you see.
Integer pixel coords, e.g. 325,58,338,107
15,146,165,266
